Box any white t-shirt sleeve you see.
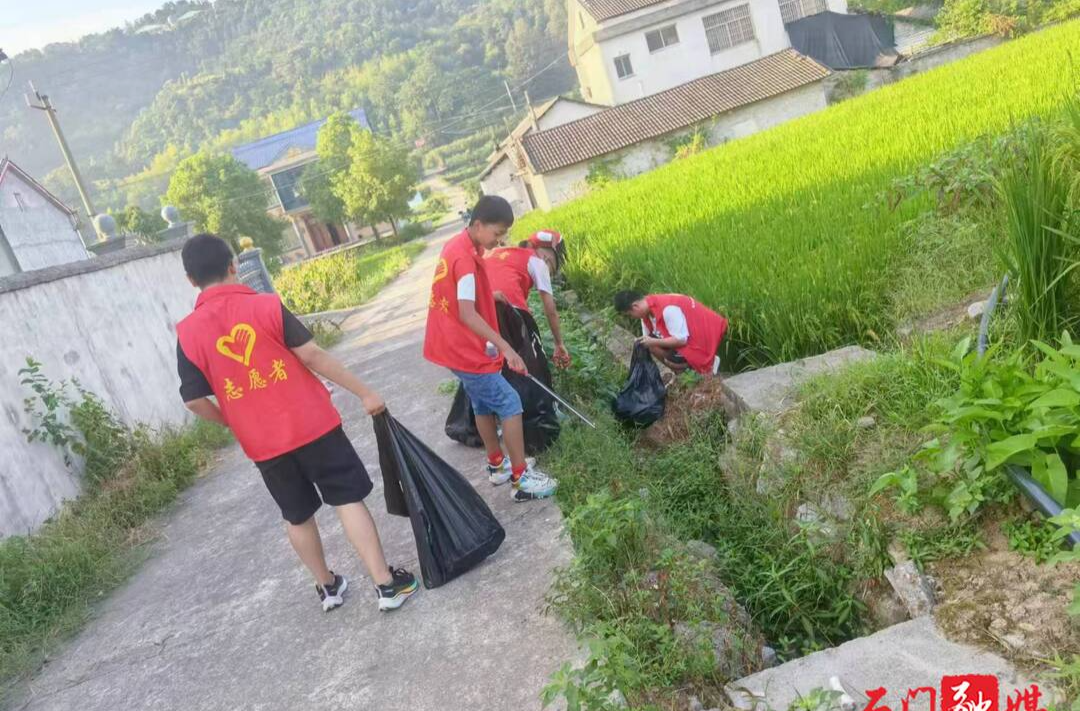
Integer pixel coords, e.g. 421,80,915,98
456,274,476,301
527,256,553,295
662,305,689,342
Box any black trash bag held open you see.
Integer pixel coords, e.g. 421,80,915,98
444,302,560,454
612,343,667,426
374,412,505,589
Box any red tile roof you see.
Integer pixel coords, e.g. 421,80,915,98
521,50,830,174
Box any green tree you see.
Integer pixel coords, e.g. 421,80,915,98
333,131,420,238
310,112,419,238
302,112,355,225
114,205,167,242
164,152,284,256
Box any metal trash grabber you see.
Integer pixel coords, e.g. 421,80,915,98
525,374,597,429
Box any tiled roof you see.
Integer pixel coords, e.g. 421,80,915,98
578,0,669,22
478,97,606,179
521,51,829,174
231,108,369,171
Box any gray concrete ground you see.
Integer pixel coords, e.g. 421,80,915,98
726,617,1034,711
13,220,578,711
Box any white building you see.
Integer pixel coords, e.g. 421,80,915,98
569,0,848,106
0,158,89,278
479,97,606,215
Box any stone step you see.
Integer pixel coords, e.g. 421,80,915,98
720,346,877,420
725,617,1035,711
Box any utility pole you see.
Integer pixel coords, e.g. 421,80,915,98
524,90,539,132
503,80,518,113
26,82,99,238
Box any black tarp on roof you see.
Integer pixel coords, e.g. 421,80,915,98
786,11,901,70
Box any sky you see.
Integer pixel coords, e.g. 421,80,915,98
1,0,167,55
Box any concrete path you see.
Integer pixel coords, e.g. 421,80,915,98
13,221,577,711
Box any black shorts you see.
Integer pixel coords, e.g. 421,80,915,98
254,426,374,525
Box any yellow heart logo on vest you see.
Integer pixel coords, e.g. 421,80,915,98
432,258,449,284
216,323,257,366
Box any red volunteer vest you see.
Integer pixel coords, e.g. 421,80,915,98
484,247,534,311
423,230,503,374
644,293,728,375
176,284,341,461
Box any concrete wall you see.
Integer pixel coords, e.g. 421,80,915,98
0,242,197,537
892,34,1003,79
578,0,844,105
535,81,826,209
825,34,1004,102
0,170,88,277
480,100,606,215
481,157,533,217
893,19,935,55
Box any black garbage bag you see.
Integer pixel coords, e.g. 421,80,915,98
374,411,505,589
613,343,667,426
445,384,484,448
443,302,560,454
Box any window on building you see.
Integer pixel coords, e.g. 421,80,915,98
12,192,26,212
614,54,634,79
645,24,680,52
270,165,310,212
778,0,828,23
702,5,756,54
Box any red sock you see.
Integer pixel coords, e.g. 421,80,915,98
511,463,527,481
487,452,505,467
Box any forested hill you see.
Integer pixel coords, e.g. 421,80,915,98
0,0,573,208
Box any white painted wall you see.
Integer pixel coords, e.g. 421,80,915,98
578,0,845,105
482,157,533,217
534,82,826,209
0,170,88,277
481,100,606,215
539,100,605,128
0,244,198,537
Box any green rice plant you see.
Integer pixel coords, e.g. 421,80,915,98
513,21,1080,368
997,119,1080,344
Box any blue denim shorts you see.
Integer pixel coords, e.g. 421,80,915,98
452,370,523,419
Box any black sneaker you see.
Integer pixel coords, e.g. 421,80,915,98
376,567,419,612
316,572,348,612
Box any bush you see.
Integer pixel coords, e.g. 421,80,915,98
274,240,425,313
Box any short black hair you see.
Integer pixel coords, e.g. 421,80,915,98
470,195,514,228
182,233,234,287
613,290,644,313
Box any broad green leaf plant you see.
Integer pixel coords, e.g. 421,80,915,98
873,336,1080,521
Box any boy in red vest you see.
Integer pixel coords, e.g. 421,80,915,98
614,290,728,375
484,229,570,368
424,196,558,501
175,233,418,613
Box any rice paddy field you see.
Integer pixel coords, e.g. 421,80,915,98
512,20,1080,368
